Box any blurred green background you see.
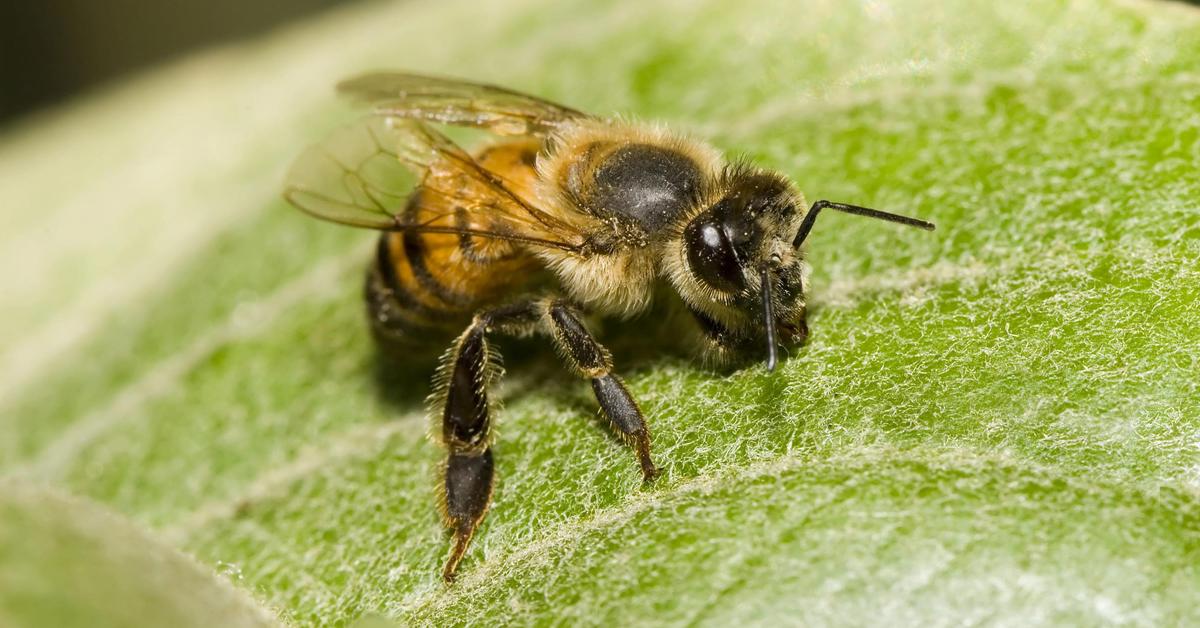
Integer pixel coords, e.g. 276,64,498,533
0,0,342,125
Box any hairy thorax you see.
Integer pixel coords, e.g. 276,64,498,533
531,120,722,317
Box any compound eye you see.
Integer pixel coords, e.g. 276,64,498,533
684,216,746,294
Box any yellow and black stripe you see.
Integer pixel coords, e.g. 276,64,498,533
365,140,548,353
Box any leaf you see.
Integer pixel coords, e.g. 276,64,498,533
2,0,1200,625
0,482,278,628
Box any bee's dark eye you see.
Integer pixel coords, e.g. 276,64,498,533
684,215,745,293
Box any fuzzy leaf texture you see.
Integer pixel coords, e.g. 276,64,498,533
2,0,1199,625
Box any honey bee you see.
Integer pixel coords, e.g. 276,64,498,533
283,72,935,582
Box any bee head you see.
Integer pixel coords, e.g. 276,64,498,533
680,166,810,370
677,165,935,370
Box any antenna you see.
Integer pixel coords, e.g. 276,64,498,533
793,200,935,248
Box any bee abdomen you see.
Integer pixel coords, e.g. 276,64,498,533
366,229,537,354
366,139,547,354
365,237,464,352
367,232,475,344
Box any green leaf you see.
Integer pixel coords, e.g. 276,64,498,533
0,482,278,628
3,0,1200,625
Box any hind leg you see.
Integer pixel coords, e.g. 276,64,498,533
434,298,659,582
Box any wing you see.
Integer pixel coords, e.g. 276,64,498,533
336,72,589,136
283,115,587,252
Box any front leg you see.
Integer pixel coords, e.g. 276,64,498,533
433,299,660,583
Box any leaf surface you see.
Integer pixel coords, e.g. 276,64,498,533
0,483,278,628
2,0,1199,625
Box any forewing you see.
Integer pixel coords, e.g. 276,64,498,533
284,116,413,229
337,72,588,136
283,116,586,251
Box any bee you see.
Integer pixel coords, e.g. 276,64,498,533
283,72,935,582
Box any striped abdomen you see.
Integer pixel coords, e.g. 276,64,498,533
366,140,545,352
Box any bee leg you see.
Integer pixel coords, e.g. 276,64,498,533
438,321,495,583
436,303,541,583
435,300,660,582
441,447,493,583
542,300,661,483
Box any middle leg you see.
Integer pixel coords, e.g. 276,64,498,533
463,297,660,483
539,299,660,483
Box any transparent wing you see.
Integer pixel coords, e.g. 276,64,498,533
337,72,588,136
283,116,586,251
283,116,413,229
